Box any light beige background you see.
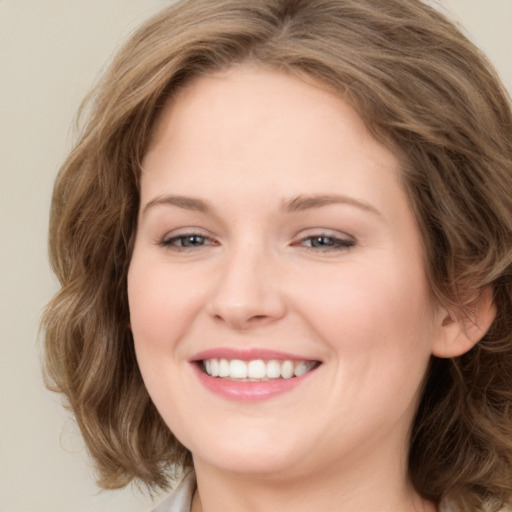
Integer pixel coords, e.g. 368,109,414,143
1,1,511,511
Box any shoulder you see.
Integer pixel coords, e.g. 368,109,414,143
149,471,196,512
440,501,512,512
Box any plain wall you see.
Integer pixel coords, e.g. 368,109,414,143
1,1,511,511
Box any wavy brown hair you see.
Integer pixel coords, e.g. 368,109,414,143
42,0,512,509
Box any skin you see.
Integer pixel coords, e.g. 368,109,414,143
127,64,468,512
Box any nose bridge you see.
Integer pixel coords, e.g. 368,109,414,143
208,237,285,328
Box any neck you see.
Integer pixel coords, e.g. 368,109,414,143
190,448,437,512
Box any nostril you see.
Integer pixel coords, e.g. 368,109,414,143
249,315,268,321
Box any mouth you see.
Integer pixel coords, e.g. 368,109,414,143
190,349,322,401
199,358,321,381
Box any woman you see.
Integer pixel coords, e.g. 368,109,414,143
42,0,512,511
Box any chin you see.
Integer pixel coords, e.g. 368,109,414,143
184,422,313,478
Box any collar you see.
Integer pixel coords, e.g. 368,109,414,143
150,470,196,512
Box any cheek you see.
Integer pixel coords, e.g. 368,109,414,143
127,255,205,356
296,256,435,379
127,256,197,427
306,259,431,327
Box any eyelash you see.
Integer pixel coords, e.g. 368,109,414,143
158,232,355,253
158,233,217,251
295,234,355,252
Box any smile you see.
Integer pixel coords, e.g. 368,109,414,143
202,358,318,380
191,350,322,401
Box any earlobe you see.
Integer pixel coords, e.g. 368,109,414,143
432,286,496,358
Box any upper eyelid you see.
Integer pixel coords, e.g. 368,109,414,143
295,235,355,246
293,228,355,241
160,226,213,239
162,232,216,244
153,228,217,249
155,227,356,245
291,230,357,252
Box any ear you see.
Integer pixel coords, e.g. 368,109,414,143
432,286,496,358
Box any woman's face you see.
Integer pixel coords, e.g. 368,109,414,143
128,65,446,481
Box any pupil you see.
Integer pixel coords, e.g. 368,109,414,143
312,236,333,247
184,235,204,246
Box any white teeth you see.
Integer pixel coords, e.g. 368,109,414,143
266,360,281,379
281,360,294,379
248,359,266,379
202,358,317,380
210,358,219,377
293,361,311,377
229,359,248,379
218,358,230,377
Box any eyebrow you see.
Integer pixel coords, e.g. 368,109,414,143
143,195,212,215
283,194,382,217
142,193,381,217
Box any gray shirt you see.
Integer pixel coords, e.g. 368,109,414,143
151,471,196,512
149,471,459,512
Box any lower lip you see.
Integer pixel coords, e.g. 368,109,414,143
192,364,317,402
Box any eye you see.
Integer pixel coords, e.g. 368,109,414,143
296,234,355,251
159,233,217,251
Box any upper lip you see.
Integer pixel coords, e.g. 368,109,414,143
190,348,321,363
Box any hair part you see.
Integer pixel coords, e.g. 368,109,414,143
42,0,512,509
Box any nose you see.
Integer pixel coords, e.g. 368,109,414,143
207,244,287,330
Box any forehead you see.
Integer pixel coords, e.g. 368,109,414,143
143,64,399,180
138,65,416,244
